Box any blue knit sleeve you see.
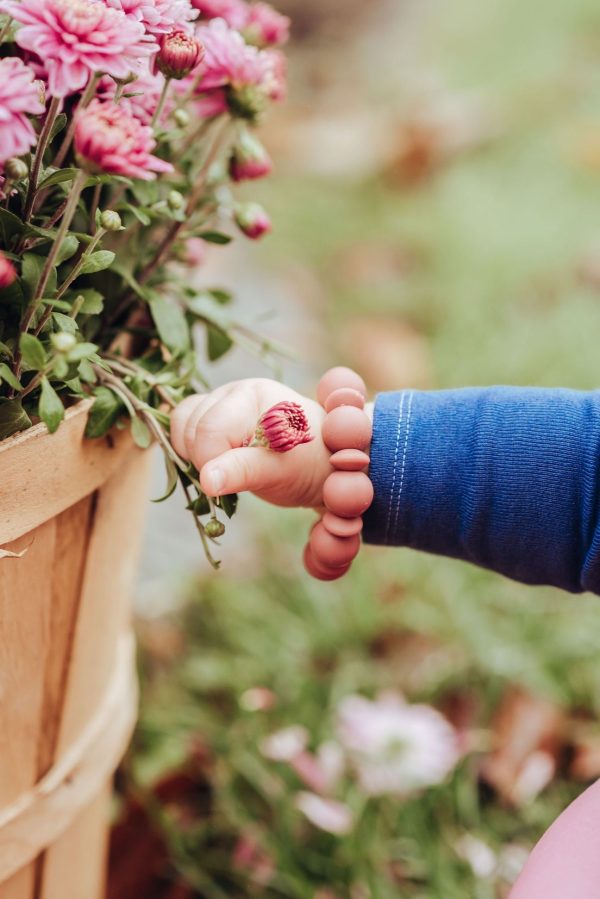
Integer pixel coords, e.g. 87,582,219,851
362,387,600,594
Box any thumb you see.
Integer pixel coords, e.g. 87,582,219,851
200,446,290,497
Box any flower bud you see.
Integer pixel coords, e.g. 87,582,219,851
0,252,16,290
4,157,29,181
51,331,77,353
253,401,313,453
204,518,225,538
99,209,122,231
167,189,185,211
174,107,190,128
156,30,205,80
229,131,273,182
234,202,272,240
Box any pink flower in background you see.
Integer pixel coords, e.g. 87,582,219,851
74,99,173,179
97,68,174,125
1,0,155,97
0,58,46,164
191,0,248,29
232,834,275,886
336,693,460,796
295,793,354,836
254,401,313,452
104,0,197,35
260,725,308,761
229,130,272,181
235,201,272,239
244,2,290,47
0,253,17,290
156,28,205,79
195,17,286,118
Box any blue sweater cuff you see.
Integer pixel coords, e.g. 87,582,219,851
363,387,600,594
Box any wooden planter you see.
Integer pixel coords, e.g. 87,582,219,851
0,402,150,899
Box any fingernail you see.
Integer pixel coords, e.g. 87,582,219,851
207,467,224,495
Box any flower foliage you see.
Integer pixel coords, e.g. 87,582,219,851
0,0,290,564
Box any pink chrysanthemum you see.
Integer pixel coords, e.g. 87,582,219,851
0,58,45,165
244,2,290,48
97,68,173,126
74,99,173,180
253,401,312,452
191,0,248,29
0,0,156,98
104,0,196,35
195,17,287,119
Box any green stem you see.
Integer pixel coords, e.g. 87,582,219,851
89,183,102,232
53,73,99,169
113,82,125,103
55,228,105,301
0,15,13,43
23,96,61,223
151,77,172,129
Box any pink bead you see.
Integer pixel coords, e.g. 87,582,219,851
323,471,374,518
303,544,349,581
330,449,370,472
323,388,365,413
310,522,360,568
317,367,367,406
322,406,372,453
322,512,363,537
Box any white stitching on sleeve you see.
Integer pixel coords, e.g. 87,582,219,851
384,391,406,544
393,391,414,534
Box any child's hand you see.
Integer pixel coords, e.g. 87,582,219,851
170,378,333,509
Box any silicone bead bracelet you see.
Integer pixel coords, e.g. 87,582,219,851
304,367,374,581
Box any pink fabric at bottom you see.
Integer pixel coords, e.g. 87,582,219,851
511,779,600,898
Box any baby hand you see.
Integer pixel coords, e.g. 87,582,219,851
170,378,332,509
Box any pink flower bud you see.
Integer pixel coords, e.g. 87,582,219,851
0,252,16,290
234,201,272,240
229,131,273,182
253,401,313,453
156,29,205,79
244,2,290,47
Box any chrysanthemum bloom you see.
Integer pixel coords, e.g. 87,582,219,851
156,28,204,79
0,58,45,165
0,253,17,290
234,201,272,240
252,401,313,452
74,99,173,179
0,0,156,97
191,0,248,29
229,131,272,181
336,693,460,796
243,2,290,47
195,17,286,121
97,68,174,125
105,0,197,36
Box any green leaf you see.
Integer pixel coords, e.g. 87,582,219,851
131,415,152,449
85,386,123,438
22,253,56,299
0,363,22,391
66,341,98,362
217,493,238,519
55,235,79,266
0,208,24,245
52,312,78,333
207,323,233,361
77,288,104,315
0,398,31,440
53,355,69,378
110,263,150,301
19,333,46,371
79,250,115,275
38,377,64,434
123,203,151,226
198,230,233,245
149,295,190,353
78,358,97,383
209,288,233,305
38,167,79,190
0,341,13,360
49,113,67,141
152,455,179,502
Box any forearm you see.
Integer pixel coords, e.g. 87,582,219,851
363,387,600,594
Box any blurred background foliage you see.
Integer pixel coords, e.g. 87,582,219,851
110,0,600,896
